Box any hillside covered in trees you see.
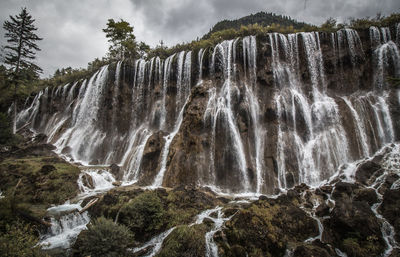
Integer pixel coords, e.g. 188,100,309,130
203,11,308,39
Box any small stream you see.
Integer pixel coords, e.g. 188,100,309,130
38,168,116,250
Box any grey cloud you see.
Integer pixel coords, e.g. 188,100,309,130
1,0,399,77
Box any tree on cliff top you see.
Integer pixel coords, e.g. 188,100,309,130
2,7,42,134
103,18,149,60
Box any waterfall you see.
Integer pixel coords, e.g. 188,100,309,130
342,97,370,156
370,26,382,48
342,28,364,66
243,35,265,193
39,211,90,250
273,32,349,188
373,41,400,89
151,51,192,187
160,54,175,130
77,169,115,197
198,48,206,83
205,39,250,192
151,98,189,187
16,25,400,194
396,23,400,46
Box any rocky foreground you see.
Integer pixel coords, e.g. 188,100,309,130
0,132,399,257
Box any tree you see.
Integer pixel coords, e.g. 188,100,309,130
73,217,134,256
103,18,138,60
320,17,337,32
2,7,42,133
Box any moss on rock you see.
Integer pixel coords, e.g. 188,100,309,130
156,224,207,257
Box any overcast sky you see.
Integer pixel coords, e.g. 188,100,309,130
0,0,399,77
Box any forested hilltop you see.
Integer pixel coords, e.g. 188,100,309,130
203,11,308,39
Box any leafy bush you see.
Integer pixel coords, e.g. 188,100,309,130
119,191,165,237
73,217,133,257
0,112,14,145
157,224,207,257
0,221,45,257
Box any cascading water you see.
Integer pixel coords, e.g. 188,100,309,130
16,25,400,195
39,211,90,250
198,48,206,83
39,168,117,250
273,31,350,188
205,39,250,192
242,35,266,193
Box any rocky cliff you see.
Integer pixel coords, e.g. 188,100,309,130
16,24,400,196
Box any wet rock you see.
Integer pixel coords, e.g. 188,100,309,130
224,208,239,217
137,131,166,185
293,243,332,257
319,185,333,194
332,181,359,199
112,181,122,187
379,189,400,241
316,202,330,217
389,248,400,257
378,173,400,195
220,199,319,257
354,188,378,206
355,160,382,185
294,183,310,193
163,83,210,188
109,163,123,181
39,165,56,175
80,173,94,189
34,133,47,143
203,217,214,227
61,146,72,154
286,189,300,199
323,194,385,257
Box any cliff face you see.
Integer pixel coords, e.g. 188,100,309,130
17,24,400,194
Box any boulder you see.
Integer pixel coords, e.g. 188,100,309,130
109,163,123,181
219,198,319,257
355,160,382,185
323,194,385,257
293,243,332,257
315,202,330,217
354,188,378,206
39,165,56,175
379,189,400,242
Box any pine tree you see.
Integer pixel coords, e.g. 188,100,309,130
103,19,138,60
2,7,42,133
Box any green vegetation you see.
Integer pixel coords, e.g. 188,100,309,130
342,235,381,257
73,217,134,257
119,190,165,237
0,221,46,257
0,112,16,145
349,13,400,30
0,156,80,218
203,11,309,39
2,7,42,133
165,189,213,227
219,199,319,257
388,77,400,88
103,18,150,60
2,7,42,78
156,224,207,257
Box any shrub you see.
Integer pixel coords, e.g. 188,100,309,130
119,191,165,237
157,224,207,257
0,112,14,145
73,217,133,257
0,221,45,257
